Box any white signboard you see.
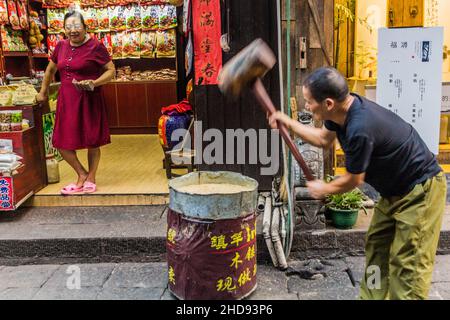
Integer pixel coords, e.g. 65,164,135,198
377,27,444,155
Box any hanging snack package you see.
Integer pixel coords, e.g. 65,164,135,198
111,31,123,60
140,30,156,58
156,29,176,58
125,3,141,31
99,32,112,56
107,0,121,5
97,7,109,32
0,0,8,25
94,0,108,8
141,5,159,31
16,0,29,30
47,33,64,56
122,30,140,59
159,5,177,30
81,7,98,33
109,6,127,32
7,0,20,30
47,8,64,34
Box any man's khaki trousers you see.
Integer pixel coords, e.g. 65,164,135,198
359,172,447,300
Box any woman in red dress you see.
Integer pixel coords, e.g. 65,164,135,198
36,11,115,195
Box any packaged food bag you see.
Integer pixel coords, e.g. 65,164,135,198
109,6,126,32
125,3,141,31
111,31,123,59
7,0,20,30
12,83,38,106
156,29,176,58
47,8,65,34
142,5,159,31
159,5,177,30
140,30,156,58
97,7,110,32
16,0,29,30
0,0,8,25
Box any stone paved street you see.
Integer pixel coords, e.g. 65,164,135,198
1,255,449,300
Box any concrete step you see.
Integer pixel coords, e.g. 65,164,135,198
1,206,449,266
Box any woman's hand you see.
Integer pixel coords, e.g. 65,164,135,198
79,80,95,91
36,92,47,103
73,80,95,91
268,111,292,130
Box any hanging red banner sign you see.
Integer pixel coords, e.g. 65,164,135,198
192,0,222,85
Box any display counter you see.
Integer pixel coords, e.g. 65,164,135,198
0,104,47,211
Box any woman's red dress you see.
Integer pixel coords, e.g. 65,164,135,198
51,38,111,150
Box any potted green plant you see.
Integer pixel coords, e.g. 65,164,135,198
325,189,368,230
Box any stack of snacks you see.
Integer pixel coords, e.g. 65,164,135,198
1,26,27,51
115,66,176,81
0,110,23,132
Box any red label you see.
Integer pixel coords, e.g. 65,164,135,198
192,0,222,85
0,177,14,210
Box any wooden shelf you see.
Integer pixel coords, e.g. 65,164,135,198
33,53,49,58
3,52,29,57
112,80,177,84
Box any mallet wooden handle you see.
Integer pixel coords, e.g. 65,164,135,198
253,79,315,181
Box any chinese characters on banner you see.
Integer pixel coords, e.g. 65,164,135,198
166,210,257,299
192,0,222,85
377,27,444,155
0,177,14,210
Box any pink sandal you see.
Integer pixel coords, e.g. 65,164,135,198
83,181,97,194
61,183,83,195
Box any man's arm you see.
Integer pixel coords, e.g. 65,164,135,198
269,111,336,148
307,172,366,200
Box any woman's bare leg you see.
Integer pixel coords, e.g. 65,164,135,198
87,148,101,184
59,149,88,188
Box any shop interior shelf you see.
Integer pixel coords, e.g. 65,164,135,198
2,52,29,57
112,79,178,84
33,53,49,58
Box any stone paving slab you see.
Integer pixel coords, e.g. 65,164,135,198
0,265,59,290
102,263,168,289
43,264,116,288
0,288,41,300
96,287,165,300
0,257,449,300
33,287,102,300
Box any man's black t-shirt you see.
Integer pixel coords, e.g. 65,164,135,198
325,93,441,198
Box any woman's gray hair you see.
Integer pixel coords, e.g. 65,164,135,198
63,10,87,29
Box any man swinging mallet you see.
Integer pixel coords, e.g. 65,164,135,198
269,67,446,300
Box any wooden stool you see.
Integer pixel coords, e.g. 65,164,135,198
162,118,195,179
163,149,196,179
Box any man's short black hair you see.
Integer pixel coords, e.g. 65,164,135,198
303,67,349,103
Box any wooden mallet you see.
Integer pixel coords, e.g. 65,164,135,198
218,39,314,181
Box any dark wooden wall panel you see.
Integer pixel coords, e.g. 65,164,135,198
116,83,148,127
146,82,178,127
194,0,281,190
103,84,119,128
